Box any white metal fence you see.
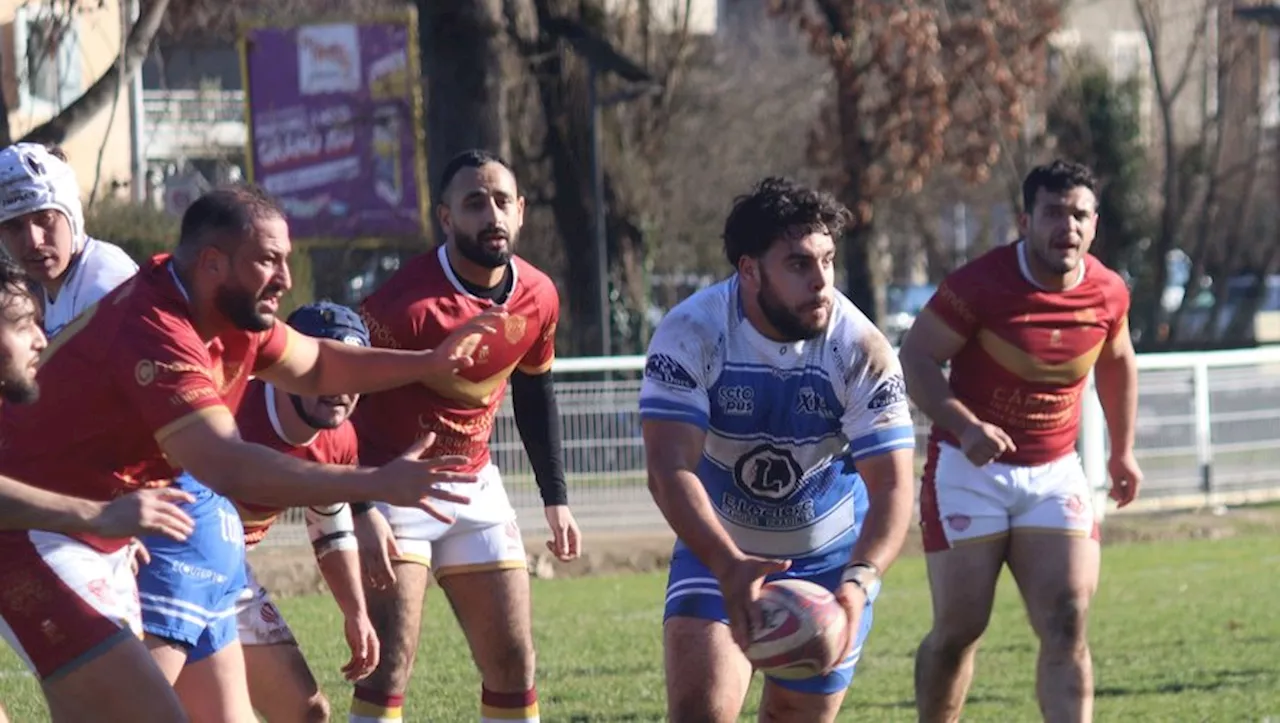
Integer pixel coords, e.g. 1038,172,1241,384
259,346,1280,547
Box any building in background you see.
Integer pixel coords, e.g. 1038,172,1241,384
0,0,133,197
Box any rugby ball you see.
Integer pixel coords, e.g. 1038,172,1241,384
745,579,849,679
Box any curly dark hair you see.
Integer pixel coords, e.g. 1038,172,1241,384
1021,159,1098,214
0,255,38,326
722,177,851,267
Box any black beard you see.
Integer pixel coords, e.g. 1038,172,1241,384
758,278,826,342
290,394,343,430
0,378,39,405
215,283,274,332
454,229,513,269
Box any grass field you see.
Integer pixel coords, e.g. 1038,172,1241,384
1,531,1278,722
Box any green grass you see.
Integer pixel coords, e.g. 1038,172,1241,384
2,534,1279,721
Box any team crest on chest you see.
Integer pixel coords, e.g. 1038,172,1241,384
503,314,528,344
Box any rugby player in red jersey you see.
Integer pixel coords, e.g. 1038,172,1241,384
232,302,382,721
348,150,580,723
0,185,500,722
902,160,1141,723
0,253,198,723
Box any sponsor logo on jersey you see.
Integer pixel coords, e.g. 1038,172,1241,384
867,374,907,410
717,385,755,415
733,443,803,501
645,353,698,391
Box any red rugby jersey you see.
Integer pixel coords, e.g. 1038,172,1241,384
0,255,291,551
925,242,1130,465
353,245,559,472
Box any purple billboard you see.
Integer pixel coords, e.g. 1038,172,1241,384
241,15,428,239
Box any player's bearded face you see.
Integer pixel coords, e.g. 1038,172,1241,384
214,277,281,332
0,291,46,405
292,393,358,429
455,224,516,269
758,265,832,341
0,210,74,286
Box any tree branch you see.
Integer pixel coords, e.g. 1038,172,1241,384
21,0,173,146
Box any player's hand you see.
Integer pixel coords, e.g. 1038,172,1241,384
128,538,151,575
355,507,400,591
832,582,868,673
716,554,792,653
958,421,1017,466
89,488,196,541
373,433,479,524
340,611,381,682
1107,450,1143,508
544,505,581,562
423,306,508,378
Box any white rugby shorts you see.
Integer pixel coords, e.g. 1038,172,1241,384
920,441,1099,552
376,464,528,579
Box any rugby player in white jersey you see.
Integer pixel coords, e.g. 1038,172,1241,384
640,177,917,722
0,143,138,338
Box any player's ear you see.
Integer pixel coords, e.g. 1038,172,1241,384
1016,212,1029,237
436,202,453,236
515,194,526,225
198,245,225,278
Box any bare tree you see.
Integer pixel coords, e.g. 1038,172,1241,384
1133,0,1276,347
5,0,172,146
768,0,1061,324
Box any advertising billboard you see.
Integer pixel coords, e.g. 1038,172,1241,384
239,12,428,239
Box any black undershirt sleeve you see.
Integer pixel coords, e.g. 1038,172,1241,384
510,369,568,506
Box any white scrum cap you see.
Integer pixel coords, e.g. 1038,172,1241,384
0,143,84,251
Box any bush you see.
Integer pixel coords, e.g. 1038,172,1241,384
83,199,179,264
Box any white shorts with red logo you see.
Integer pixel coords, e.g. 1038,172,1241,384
235,563,295,647
376,464,528,579
920,441,1099,552
0,530,142,679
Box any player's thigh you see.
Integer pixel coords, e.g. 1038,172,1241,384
664,617,753,723
662,546,754,723
434,518,533,681
758,682,845,723
1008,454,1101,638
361,510,432,693
173,639,257,723
243,642,326,723
43,633,189,723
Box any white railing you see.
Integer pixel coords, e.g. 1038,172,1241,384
257,345,1280,547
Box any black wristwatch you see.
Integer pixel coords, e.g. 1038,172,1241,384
841,561,880,595
350,501,373,516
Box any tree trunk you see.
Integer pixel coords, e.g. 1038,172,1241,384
419,0,510,239
21,0,172,146
843,222,880,326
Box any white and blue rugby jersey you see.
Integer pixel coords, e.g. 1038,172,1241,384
639,276,915,573
43,237,138,337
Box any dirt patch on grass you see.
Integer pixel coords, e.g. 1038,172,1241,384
249,504,1280,599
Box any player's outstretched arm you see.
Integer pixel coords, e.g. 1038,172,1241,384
0,475,195,541
1094,316,1142,506
258,307,507,396
158,407,478,512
